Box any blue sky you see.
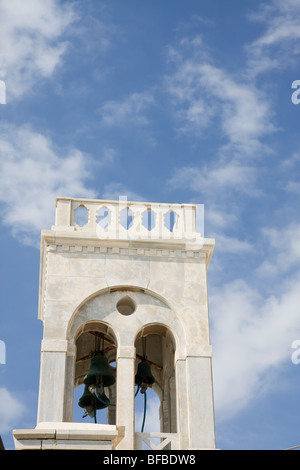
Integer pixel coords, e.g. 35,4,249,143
1,0,300,450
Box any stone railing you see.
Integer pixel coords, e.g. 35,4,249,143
135,432,179,450
52,197,203,242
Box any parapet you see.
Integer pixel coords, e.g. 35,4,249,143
51,196,204,244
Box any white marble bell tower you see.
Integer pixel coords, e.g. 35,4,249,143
13,197,216,450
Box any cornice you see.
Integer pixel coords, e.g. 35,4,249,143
41,229,215,264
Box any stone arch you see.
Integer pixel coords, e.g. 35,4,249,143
72,320,118,425
67,284,174,337
135,322,177,357
67,285,185,359
74,320,118,388
66,285,186,429
134,323,177,433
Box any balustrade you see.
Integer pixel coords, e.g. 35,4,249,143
53,197,203,242
135,432,179,450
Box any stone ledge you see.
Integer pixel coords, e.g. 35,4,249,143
42,229,215,261
13,423,124,450
47,242,211,261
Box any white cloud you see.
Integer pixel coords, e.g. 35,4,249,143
168,162,257,253
255,260,279,279
211,274,300,421
164,35,275,247
0,387,26,434
205,206,237,232
211,223,300,421
100,91,155,128
169,163,258,199
165,38,275,158
0,124,96,246
260,223,300,274
247,0,300,76
215,234,252,254
99,147,118,167
101,182,144,202
0,0,76,100
164,41,216,136
285,180,300,195
279,152,300,170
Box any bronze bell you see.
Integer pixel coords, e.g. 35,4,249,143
83,353,115,388
78,384,109,412
78,384,94,409
78,384,110,412
135,357,155,387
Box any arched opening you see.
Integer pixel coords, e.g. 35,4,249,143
75,204,88,227
72,321,117,425
134,324,177,436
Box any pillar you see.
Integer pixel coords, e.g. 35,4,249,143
115,346,136,450
186,356,215,449
175,359,189,450
37,340,68,423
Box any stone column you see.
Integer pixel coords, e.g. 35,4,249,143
107,384,117,425
186,356,216,449
115,346,135,450
175,359,189,450
54,198,72,228
63,341,76,422
37,340,68,423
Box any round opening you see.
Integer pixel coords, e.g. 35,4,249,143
116,296,136,316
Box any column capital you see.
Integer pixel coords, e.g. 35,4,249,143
41,339,68,353
117,346,136,359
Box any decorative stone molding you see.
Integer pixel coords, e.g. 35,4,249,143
47,242,209,260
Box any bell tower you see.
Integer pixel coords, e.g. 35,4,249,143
13,197,216,450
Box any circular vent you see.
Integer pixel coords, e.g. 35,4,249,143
116,296,136,316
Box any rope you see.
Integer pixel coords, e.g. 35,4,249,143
141,390,147,432
94,387,116,407
84,380,149,432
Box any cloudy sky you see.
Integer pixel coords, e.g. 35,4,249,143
1,0,300,450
